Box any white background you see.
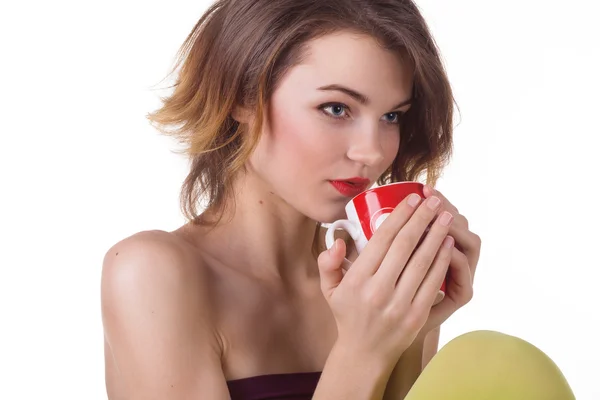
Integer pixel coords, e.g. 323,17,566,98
1,0,598,398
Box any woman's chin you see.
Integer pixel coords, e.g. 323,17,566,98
307,205,347,224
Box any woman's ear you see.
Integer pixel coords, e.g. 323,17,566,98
231,105,254,124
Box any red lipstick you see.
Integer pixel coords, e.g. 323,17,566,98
329,177,371,197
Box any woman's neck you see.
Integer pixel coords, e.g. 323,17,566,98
194,171,322,283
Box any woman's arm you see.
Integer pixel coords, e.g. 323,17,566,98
382,327,440,400
101,232,230,400
382,338,425,400
313,341,396,400
422,326,440,368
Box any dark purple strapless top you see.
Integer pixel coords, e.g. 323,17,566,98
227,372,322,400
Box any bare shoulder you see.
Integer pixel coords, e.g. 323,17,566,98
103,229,193,265
101,230,229,400
101,229,212,315
102,229,204,286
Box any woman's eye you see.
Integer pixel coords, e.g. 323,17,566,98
382,112,402,124
319,103,404,124
320,103,349,119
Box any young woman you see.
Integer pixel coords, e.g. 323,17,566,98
101,1,576,399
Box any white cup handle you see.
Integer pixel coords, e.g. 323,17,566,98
325,219,361,269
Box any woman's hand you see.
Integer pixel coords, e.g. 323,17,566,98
416,185,481,339
318,193,455,365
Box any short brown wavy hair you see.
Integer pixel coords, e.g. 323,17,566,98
148,0,455,226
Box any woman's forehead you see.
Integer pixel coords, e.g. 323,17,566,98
277,32,414,103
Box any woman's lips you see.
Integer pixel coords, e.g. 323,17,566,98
329,180,370,197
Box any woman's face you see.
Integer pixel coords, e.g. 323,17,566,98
247,30,414,223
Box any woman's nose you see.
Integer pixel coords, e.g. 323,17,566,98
346,126,385,167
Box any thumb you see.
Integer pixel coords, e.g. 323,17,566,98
317,238,346,299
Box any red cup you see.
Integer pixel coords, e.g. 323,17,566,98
325,181,448,305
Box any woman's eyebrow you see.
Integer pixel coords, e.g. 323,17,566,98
317,84,413,109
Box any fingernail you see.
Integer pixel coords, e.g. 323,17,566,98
439,211,454,226
443,236,454,248
427,196,441,210
407,193,421,207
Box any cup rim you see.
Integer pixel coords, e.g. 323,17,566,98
349,181,424,202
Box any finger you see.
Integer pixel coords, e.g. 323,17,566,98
450,213,468,229
375,196,447,285
424,186,463,238
427,248,473,324
317,239,347,299
423,184,436,198
388,207,453,301
447,221,475,252
423,185,459,214
447,224,481,279
411,235,454,309
348,192,424,279
446,247,474,305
